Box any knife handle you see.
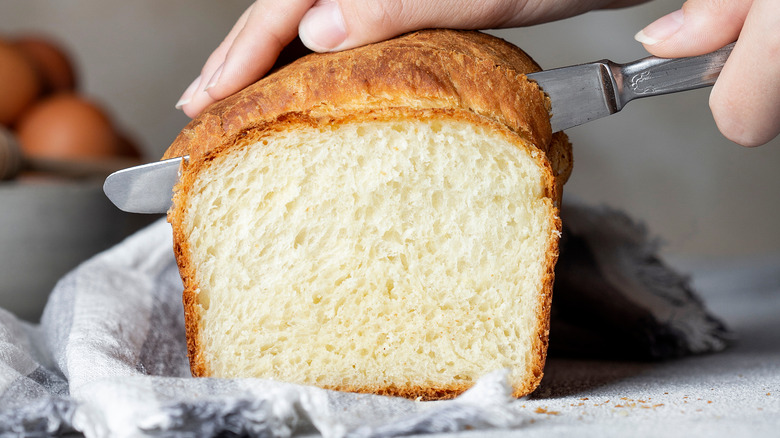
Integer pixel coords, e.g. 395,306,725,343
611,43,735,110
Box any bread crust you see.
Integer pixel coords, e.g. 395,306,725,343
164,30,561,163
166,29,572,400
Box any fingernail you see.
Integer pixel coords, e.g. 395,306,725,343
635,9,684,45
204,64,224,91
175,74,201,109
299,1,347,52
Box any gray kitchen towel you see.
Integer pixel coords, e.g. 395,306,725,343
0,204,731,437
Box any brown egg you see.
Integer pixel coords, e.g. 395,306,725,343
0,40,42,126
14,35,77,94
16,93,121,160
115,130,143,159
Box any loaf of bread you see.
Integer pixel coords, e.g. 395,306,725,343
165,29,572,400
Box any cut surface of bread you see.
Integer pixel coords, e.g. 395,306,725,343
167,30,572,400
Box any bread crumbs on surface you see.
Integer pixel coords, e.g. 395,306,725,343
534,407,560,415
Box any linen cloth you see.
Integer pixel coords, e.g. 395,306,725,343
0,204,731,437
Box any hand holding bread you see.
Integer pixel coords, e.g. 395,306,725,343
175,0,644,117
177,0,779,147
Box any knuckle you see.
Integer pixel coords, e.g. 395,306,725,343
710,102,769,147
477,0,533,27
349,0,406,30
348,0,526,30
683,0,750,19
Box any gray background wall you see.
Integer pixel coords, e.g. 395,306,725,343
3,0,779,261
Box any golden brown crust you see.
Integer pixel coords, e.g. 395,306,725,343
167,29,572,399
169,176,207,377
163,29,556,162
322,381,472,401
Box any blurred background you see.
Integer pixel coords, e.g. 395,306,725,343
2,0,779,320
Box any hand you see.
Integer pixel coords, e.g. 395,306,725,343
635,0,779,147
175,0,644,118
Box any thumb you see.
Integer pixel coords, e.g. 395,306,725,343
298,0,513,52
297,0,616,53
634,0,751,57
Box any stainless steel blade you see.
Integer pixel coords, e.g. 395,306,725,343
103,156,185,213
526,43,733,132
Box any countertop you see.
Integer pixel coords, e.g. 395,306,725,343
409,255,780,437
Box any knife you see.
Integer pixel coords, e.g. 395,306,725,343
103,155,185,214
104,44,734,214
528,43,733,133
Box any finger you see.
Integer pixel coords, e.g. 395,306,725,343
204,0,317,101
201,4,256,88
180,0,317,116
299,0,645,53
709,0,780,146
181,76,220,118
634,0,752,57
178,75,201,118
176,3,254,110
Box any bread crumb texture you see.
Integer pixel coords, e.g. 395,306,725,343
180,117,555,399
167,30,572,400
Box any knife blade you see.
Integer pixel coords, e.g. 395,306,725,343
103,156,186,213
527,43,733,132
104,44,734,214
